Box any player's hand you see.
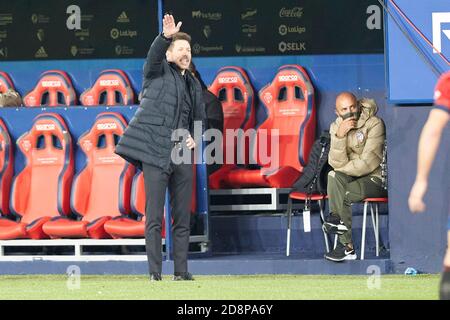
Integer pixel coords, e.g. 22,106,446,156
162,14,182,38
186,135,196,149
408,180,427,213
336,117,357,138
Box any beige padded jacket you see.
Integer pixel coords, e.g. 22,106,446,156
328,98,385,179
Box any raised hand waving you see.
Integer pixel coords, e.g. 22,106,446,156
162,14,182,38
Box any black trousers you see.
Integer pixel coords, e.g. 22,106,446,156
142,160,193,275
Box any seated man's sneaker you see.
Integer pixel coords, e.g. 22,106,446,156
323,213,348,235
324,242,357,262
173,272,194,281
439,270,450,300
150,273,162,281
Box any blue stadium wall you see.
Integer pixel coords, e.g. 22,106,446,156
0,5,448,274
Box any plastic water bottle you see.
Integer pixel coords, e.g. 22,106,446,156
404,267,418,275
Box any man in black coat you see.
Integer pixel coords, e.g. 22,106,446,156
189,61,224,175
115,14,206,281
189,62,223,134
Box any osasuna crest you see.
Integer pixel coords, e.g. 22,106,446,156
356,131,365,143
203,25,211,38
263,92,273,104
71,46,78,57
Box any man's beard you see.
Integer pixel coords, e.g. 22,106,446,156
178,55,190,67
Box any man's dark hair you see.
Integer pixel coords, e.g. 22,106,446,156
168,32,191,50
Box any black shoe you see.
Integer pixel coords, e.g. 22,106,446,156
440,270,450,300
150,273,162,281
324,242,357,262
323,214,348,235
173,272,194,281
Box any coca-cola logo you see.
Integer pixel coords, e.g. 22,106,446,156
279,7,304,18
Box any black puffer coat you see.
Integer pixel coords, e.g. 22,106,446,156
115,34,206,171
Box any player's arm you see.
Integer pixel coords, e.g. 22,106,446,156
409,108,449,213
143,14,182,79
416,109,448,183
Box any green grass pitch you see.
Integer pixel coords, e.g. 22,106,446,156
0,274,441,300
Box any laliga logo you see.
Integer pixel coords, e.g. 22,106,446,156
218,77,238,84
278,74,298,82
36,124,56,131
42,81,62,88
97,123,117,130
432,12,450,53
99,79,120,87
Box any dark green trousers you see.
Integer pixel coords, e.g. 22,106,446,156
327,171,387,245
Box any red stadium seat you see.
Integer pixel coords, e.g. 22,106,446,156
80,69,135,106
130,172,146,218
208,67,256,189
0,119,14,216
223,65,316,188
104,164,198,239
104,172,164,239
43,112,135,239
0,72,15,93
23,70,77,107
0,114,74,240
360,197,388,260
285,192,329,256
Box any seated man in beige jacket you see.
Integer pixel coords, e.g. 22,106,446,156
323,92,386,262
